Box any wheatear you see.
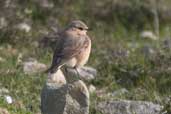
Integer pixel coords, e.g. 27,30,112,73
47,20,91,74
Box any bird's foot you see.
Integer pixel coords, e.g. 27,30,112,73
73,66,81,80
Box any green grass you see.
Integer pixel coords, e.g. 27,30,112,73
1,26,171,114
0,0,171,113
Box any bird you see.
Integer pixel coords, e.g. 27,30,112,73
46,20,91,75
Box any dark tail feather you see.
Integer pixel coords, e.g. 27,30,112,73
44,66,59,74
44,68,50,73
44,57,61,73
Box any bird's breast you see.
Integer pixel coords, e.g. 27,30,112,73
76,37,91,66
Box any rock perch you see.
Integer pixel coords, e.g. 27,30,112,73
41,68,90,114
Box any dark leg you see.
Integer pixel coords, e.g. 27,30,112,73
73,66,81,80
64,67,68,75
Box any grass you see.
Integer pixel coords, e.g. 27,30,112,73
3,29,171,114
0,45,47,113
1,24,171,114
0,0,171,114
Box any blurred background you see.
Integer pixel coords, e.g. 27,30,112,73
0,0,171,114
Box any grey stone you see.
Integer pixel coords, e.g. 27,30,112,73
37,0,54,8
163,38,171,49
65,66,97,82
17,22,31,32
111,88,129,97
141,45,155,57
0,17,8,29
88,84,96,94
41,70,89,114
41,83,68,114
23,59,47,74
112,49,130,58
97,100,163,114
140,31,158,40
0,88,9,94
4,95,13,104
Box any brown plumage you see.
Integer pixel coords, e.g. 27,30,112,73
47,20,91,74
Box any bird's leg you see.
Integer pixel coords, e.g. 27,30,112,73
64,67,68,75
73,66,81,80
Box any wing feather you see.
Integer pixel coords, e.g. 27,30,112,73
48,34,89,73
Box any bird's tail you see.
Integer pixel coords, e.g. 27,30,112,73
44,66,59,74
44,68,50,73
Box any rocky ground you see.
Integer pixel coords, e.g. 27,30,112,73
0,0,171,114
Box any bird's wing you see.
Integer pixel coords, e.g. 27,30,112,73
46,37,64,73
48,35,90,73
57,35,90,58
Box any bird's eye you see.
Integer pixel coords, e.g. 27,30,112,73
78,27,83,30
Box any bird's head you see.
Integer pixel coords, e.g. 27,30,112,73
67,20,89,35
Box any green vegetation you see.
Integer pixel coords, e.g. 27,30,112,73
0,0,171,113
